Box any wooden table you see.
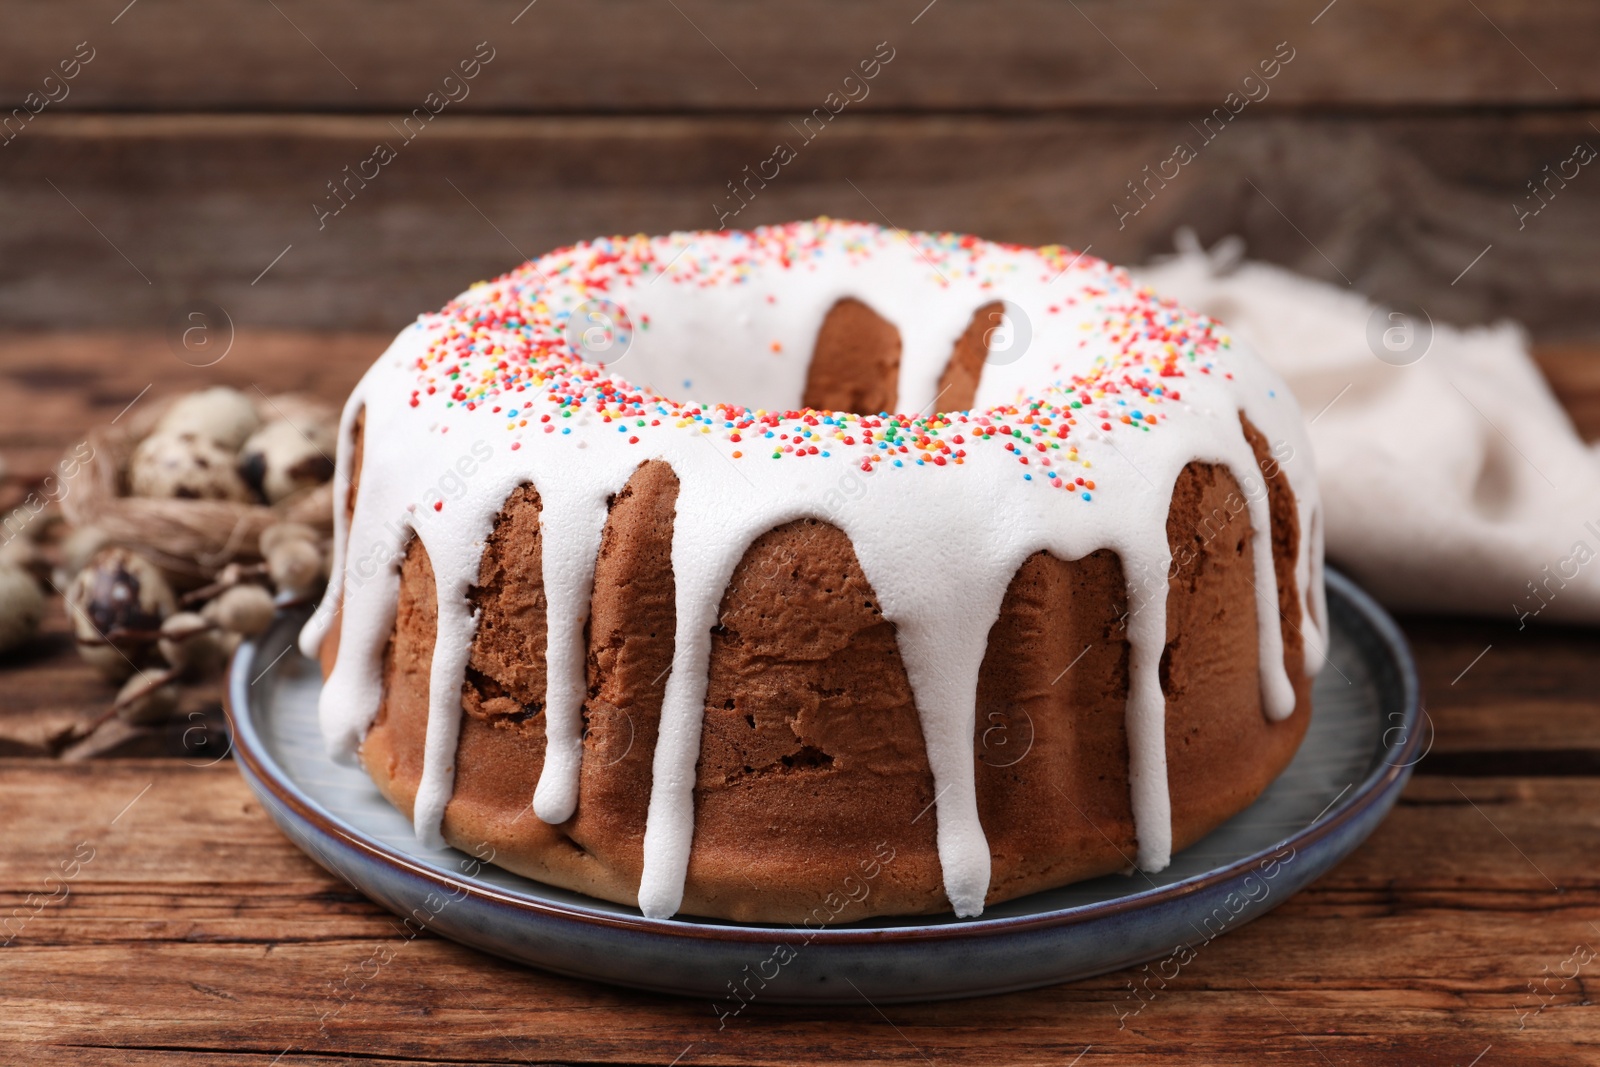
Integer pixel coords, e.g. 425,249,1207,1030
3,333,1599,1065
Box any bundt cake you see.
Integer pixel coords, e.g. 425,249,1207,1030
301,219,1326,923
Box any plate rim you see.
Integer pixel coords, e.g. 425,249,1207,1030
226,566,1421,946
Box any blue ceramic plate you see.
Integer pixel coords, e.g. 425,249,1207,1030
227,568,1421,1003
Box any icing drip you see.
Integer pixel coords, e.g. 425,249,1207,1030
1122,543,1172,870
303,219,1323,918
313,469,406,765
412,543,476,848
637,472,778,919
1245,468,1298,722
297,397,357,666
1303,502,1331,671
530,480,622,824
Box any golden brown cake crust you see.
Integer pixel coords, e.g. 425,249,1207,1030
440,465,681,906
974,546,1137,902
690,517,943,922
351,434,1312,922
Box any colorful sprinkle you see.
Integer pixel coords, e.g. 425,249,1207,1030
409,219,1230,496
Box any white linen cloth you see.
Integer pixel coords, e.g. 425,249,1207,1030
1133,231,1600,625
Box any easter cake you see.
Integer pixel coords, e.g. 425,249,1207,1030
301,219,1325,923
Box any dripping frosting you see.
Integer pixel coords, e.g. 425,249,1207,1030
301,218,1325,920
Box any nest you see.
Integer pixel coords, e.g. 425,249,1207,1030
61,393,335,588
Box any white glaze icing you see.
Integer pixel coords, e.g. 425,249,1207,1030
300,219,1323,920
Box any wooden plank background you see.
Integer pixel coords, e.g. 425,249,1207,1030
1,1,1597,336
5,0,1600,110
2,763,1595,1066
4,7,1600,1062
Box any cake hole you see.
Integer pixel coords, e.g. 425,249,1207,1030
935,300,1005,411
802,297,902,415
723,744,839,785
464,666,544,723
604,265,1008,416
779,745,835,772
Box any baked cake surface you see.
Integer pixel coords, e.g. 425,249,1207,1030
303,219,1326,923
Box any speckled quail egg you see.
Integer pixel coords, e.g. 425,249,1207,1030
0,565,44,655
129,431,254,502
154,387,261,451
237,420,335,504
203,583,276,637
66,547,176,680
